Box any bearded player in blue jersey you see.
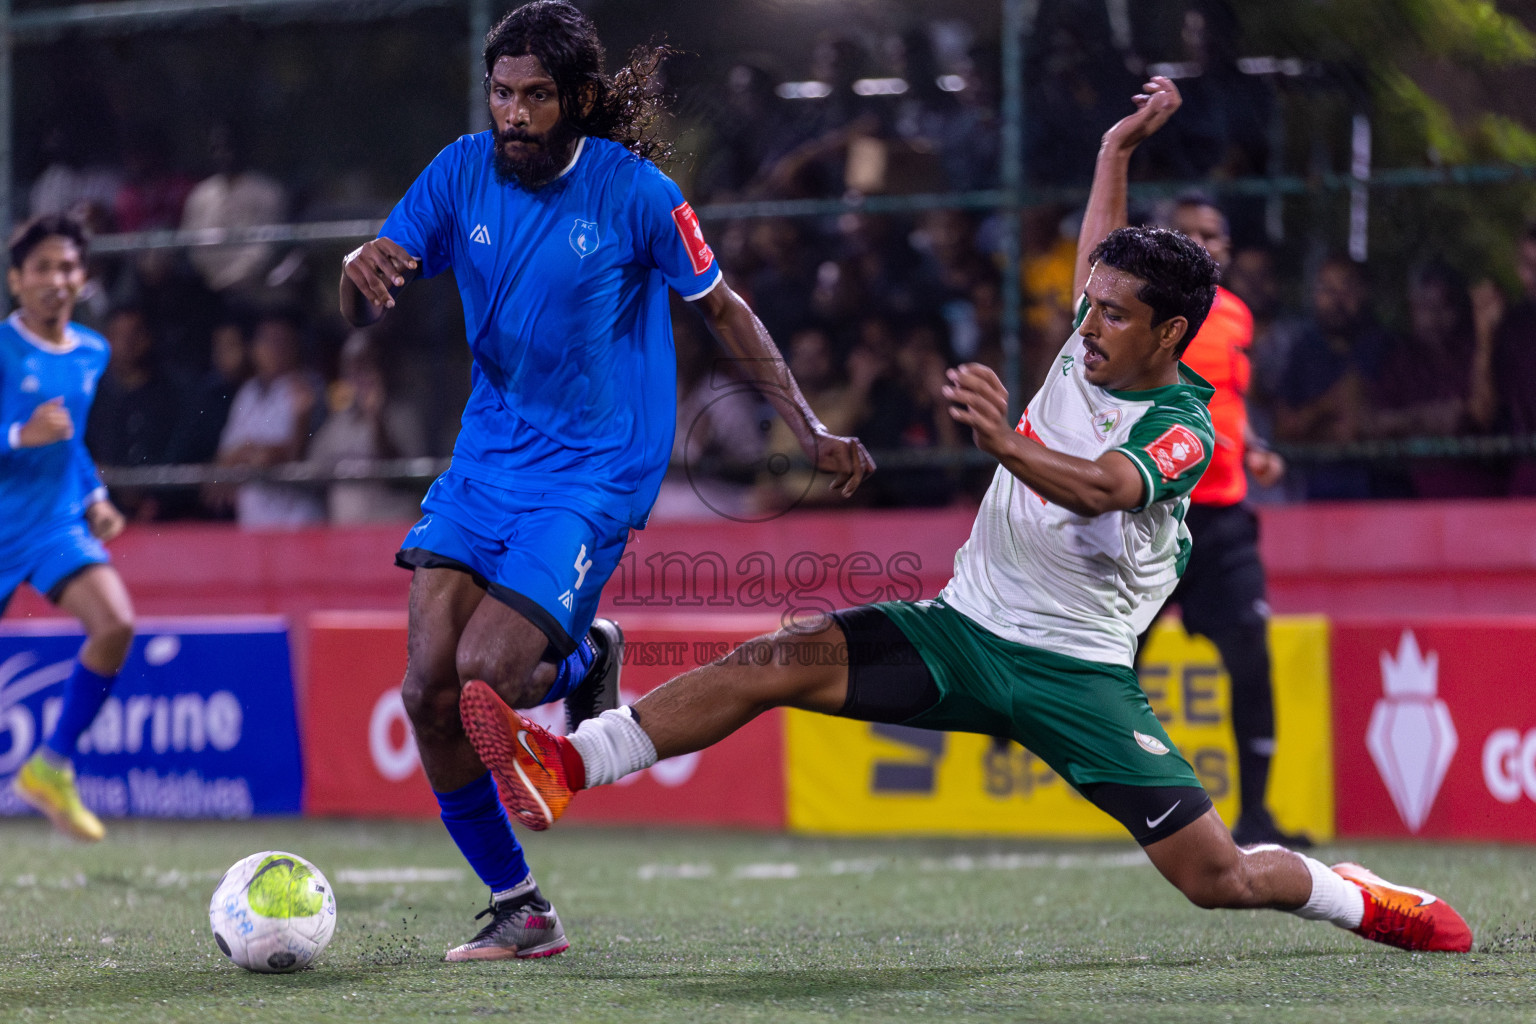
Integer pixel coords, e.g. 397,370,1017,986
3,215,134,843
340,1,873,962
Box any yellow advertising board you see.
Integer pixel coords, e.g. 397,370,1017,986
785,615,1332,840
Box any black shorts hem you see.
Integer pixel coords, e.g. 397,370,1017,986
1081,782,1213,846
831,605,941,724
396,547,577,661
45,561,107,604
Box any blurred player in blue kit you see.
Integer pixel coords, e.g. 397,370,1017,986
340,0,873,961
3,215,135,842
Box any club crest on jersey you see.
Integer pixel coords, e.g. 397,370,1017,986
569,219,599,258
1143,424,1205,481
20,375,39,393
1090,408,1120,440
671,202,714,275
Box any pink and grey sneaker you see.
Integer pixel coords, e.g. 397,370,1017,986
444,889,569,962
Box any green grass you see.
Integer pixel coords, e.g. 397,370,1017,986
1,820,1533,1023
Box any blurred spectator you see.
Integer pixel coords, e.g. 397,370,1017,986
29,127,122,220
85,306,187,520
1026,12,1135,186
941,42,1002,192
856,314,963,506
652,310,768,522
171,319,250,466
1364,263,1504,498
755,36,882,199
695,64,798,201
215,313,325,528
115,127,195,233
308,332,428,524
1020,204,1079,389
66,199,122,331
1272,256,1390,499
745,219,817,341
181,121,291,313
1480,223,1536,494
756,324,869,510
1224,246,1292,501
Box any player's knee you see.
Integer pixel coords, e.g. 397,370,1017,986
454,648,541,707
401,669,460,739
92,614,134,668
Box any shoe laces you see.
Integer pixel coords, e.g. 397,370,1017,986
469,894,550,942
1363,892,1437,949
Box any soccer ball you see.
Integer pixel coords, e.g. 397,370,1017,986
208,851,337,973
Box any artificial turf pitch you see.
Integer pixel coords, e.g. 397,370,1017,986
1,819,1532,1023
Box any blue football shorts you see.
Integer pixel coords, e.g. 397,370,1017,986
0,518,110,616
395,471,630,658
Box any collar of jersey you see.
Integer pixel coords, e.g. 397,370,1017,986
8,310,81,354
554,136,586,181
1104,361,1215,403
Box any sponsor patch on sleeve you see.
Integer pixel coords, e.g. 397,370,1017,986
671,202,715,276
1143,424,1205,482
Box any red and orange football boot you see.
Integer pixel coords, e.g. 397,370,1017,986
1333,862,1473,953
459,679,581,831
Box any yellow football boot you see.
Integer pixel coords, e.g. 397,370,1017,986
12,752,105,842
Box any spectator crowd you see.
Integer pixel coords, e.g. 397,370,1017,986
26,9,1536,528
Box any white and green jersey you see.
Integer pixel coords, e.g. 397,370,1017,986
941,331,1215,667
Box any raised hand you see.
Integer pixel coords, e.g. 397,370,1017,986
1103,76,1183,153
942,363,1015,458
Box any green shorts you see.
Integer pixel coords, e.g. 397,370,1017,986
837,599,1203,794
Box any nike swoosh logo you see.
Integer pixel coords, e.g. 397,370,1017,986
1145,800,1181,829
516,730,547,772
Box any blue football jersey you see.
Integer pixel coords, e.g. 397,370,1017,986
380,133,723,528
0,314,110,559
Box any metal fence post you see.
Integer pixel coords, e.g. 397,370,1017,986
468,0,491,134
1,0,11,297
999,0,1026,418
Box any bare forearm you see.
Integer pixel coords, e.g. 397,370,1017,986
991,434,1131,516
1074,146,1133,297
704,293,822,446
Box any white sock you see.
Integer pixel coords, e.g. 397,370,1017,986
567,706,657,788
1291,855,1365,929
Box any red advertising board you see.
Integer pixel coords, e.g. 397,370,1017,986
303,611,785,827
1332,619,1536,840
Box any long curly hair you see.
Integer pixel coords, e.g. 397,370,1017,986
484,1,673,164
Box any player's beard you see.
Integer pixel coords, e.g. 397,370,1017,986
493,119,581,189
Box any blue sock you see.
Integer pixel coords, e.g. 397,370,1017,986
538,634,596,706
435,773,530,894
42,661,116,761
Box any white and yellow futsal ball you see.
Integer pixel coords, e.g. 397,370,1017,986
208,851,337,973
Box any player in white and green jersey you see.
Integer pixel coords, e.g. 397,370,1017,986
467,79,1475,955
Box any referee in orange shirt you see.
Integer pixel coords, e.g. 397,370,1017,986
1150,191,1306,847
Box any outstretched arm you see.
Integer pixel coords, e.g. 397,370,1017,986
944,363,1145,516
340,237,420,326
1072,77,1183,298
691,282,875,497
